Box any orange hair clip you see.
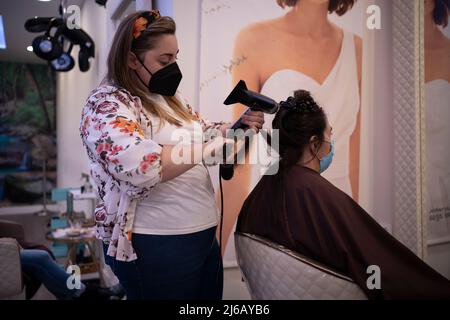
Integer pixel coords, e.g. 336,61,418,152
133,9,161,39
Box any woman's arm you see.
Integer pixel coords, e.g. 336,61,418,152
216,24,264,254
349,35,363,201
182,98,264,168
81,98,163,190
160,137,230,182
349,110,360,201
81,97,229,190
231,25,262,120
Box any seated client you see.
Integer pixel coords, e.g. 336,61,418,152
237,90,450,300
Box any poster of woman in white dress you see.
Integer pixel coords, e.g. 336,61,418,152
198,0,364,264
424,0,450,244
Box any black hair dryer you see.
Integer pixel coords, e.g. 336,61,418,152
223,80,279,130
219,80,279,180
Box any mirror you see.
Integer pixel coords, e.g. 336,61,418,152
423,0,450,278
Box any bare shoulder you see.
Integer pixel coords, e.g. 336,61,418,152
234,18,280,51
331,23,363,56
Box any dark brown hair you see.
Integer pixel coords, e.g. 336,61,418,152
267,90,327,248
272,90,327,169
106,11,195,126
276,0,356,16
433,0,450,27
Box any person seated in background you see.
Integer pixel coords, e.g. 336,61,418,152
0,219,123,300
236,90,450,299
0,219,85,299
20,249,125,300
20,249,86,300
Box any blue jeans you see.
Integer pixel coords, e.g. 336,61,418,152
20,249,84,299
103,226,223,300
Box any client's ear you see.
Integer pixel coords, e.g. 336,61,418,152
309,135,320,154
127,52,139,70
310,135,319,146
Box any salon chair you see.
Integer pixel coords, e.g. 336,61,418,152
234,232,367,300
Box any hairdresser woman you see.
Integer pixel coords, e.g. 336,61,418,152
79,10,264,300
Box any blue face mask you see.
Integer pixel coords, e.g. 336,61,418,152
318,140,334,173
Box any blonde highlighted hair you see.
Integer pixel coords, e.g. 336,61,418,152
106,11,196,127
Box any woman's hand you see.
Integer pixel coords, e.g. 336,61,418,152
218,110,265,138
239,110,265,133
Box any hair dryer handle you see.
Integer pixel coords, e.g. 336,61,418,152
229,107,251,130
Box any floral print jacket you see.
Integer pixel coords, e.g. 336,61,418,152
80,85,226,261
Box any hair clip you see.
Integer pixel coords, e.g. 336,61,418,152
280,96,320,114
133,9,161,39
279,97,298,112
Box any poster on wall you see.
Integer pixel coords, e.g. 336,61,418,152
0,62,57,209
198,0,365,265
424,0,450,245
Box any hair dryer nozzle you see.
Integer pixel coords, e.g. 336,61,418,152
224,80,248,105
224,80,279,114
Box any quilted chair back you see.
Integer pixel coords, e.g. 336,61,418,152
0,238,24,299
234,232,367,300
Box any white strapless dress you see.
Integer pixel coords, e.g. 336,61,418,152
252,30,360,198
425,80,450,240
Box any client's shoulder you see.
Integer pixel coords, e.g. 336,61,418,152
285,166,345,196
286,166,326,187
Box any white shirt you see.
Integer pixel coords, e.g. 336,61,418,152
132,93,220,235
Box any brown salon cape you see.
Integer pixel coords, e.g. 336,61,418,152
237,165,450,299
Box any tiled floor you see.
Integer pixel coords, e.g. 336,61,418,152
223,267,251,300
32,267,251,300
